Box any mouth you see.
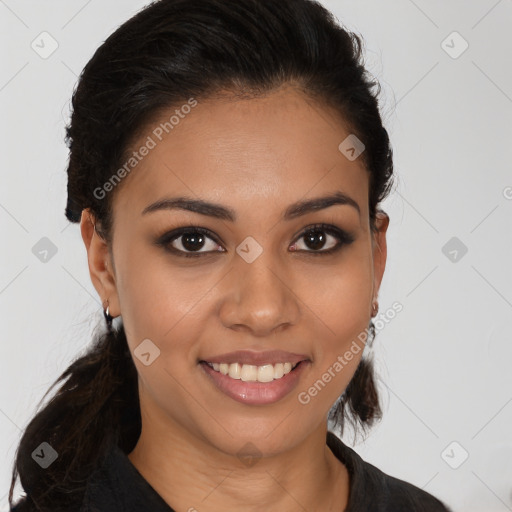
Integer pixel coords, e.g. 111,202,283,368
199,359,310,405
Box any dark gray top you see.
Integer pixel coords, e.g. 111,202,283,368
11,431,452,511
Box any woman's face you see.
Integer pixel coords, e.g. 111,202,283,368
84,85,388,457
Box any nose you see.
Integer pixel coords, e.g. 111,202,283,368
218,250,300,337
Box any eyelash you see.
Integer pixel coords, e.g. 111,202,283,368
155,223,355,259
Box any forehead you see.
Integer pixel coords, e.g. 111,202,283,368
111,86,369,223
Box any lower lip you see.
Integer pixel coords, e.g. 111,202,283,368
200,361,310,405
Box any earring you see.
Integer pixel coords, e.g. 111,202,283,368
103,299,113,332
371,300,379,318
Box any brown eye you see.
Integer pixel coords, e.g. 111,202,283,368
173,231,213,252
156,226,224,258
290,224,355,255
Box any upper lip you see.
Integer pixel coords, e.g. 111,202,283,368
201,350,310,366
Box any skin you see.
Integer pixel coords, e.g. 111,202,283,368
80,84,389,512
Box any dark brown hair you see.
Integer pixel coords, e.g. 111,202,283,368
9,0,394,509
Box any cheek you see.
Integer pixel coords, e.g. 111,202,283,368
305,253,373,340
113,254,209,416
301,257,373,399
114,246,215,365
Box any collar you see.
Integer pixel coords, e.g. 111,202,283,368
81,431,449,511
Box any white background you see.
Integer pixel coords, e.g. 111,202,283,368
1,1,511,511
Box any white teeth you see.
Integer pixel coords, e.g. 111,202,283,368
206,361,300,382
240,364,258,382
228,362,241,379
258,364,274,383
273,363,284,379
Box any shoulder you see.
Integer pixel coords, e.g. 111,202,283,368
327,431,452,512
10,497,33,512
359,462,452,512
10,496,80,512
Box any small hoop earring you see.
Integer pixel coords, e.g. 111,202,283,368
103,299,113,332
371,300,379,317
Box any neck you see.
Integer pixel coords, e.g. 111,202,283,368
128,419,349,512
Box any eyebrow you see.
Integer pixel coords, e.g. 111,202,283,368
141,191,361,221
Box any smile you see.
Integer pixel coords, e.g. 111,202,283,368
199,360,309,405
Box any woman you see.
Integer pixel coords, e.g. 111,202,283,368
8,0,452,510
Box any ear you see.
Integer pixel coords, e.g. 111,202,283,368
80,209,120,318
371,210,389,302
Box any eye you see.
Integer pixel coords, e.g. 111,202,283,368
156,226,224,258
290,223,355,255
